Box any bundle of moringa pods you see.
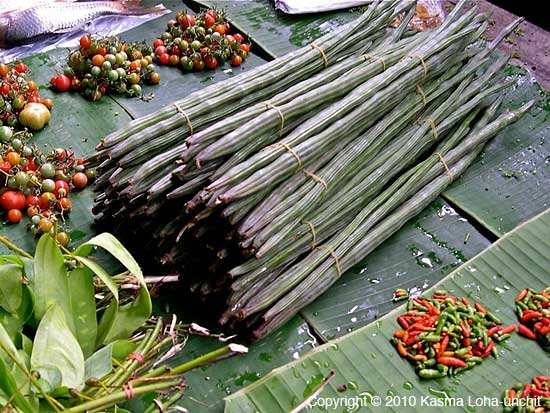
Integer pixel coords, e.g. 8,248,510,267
89,0,534,340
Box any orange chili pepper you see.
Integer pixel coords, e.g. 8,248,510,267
397,341,408,357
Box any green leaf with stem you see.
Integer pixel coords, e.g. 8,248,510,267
68,268,98,358
30,304,85,390
32,235,74,332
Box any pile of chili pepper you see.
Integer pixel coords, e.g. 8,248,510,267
393,288,409,302
515,288,550,352
391,290,515,379
502,376,550,413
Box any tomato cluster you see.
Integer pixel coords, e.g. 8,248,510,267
0,126,95,245
55,34,161,101
153,9,250,72
0,62,53,131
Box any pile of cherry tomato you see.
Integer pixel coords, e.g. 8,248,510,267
0,125,95,246
53,34,161,101
153,9,250,71
0,62,53,131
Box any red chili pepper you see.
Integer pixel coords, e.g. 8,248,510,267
516,289,528,302
437,356,467,368
462,338,471,347
507,389,517,399
521,310,542,323
397,315,409,329
461,297,470,306
459,322,470,338
408,323,435,332
518,324,537,340
474,302,487,315
481,341,495,358
487,326,502,337
405,336,418,346
537,376,549,382
438,335,449,357
521,384,530,398
500,325,516,335
533,377,543,389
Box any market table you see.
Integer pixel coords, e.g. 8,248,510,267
1,1,548,411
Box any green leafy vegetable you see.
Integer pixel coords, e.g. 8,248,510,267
30,304,85,390
0,262,23,314
32,234,74,332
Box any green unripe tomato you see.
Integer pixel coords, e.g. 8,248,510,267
130,84,142,96
11,138,23,150
105,54,116,65
7,176,18,189
91,66,101,77
22,146,33,157
116,68,126,78
0,125,13,142
15,171,29,186
108,70,119,81
41,178,55,192
102,61,112,71
190,40,202,50
31,215,41,225
40,162,56,178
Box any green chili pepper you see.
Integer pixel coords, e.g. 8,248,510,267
494,333,511,342
485,311,501,324
454,346,471,356
419,369,446,379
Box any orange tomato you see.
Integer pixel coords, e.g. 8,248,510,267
91,54,105,66
7,209,22,223
58,197,72,210
6,151,21,165
42,98,54,110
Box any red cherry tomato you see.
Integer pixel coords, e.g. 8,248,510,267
241,43,250,53
0,84,10,95
204,55,218,70
54,74,71,92
0,161,11,172
26,194,41,207
80,35,92,49
179,14,195,28
234,33,244,43
154,46,167,56
225,35,235,43
72,172,88,189
153,38,164,49
214,24,226,36
97,47,107,56
14,62,27,73
204,14,215,27
7,209,22,223
159,53,170,65
54,180,70,197
231,54,243,66
0,191,26,211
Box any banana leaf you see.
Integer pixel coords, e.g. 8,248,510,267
225,208,550,413
443,67,550,236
